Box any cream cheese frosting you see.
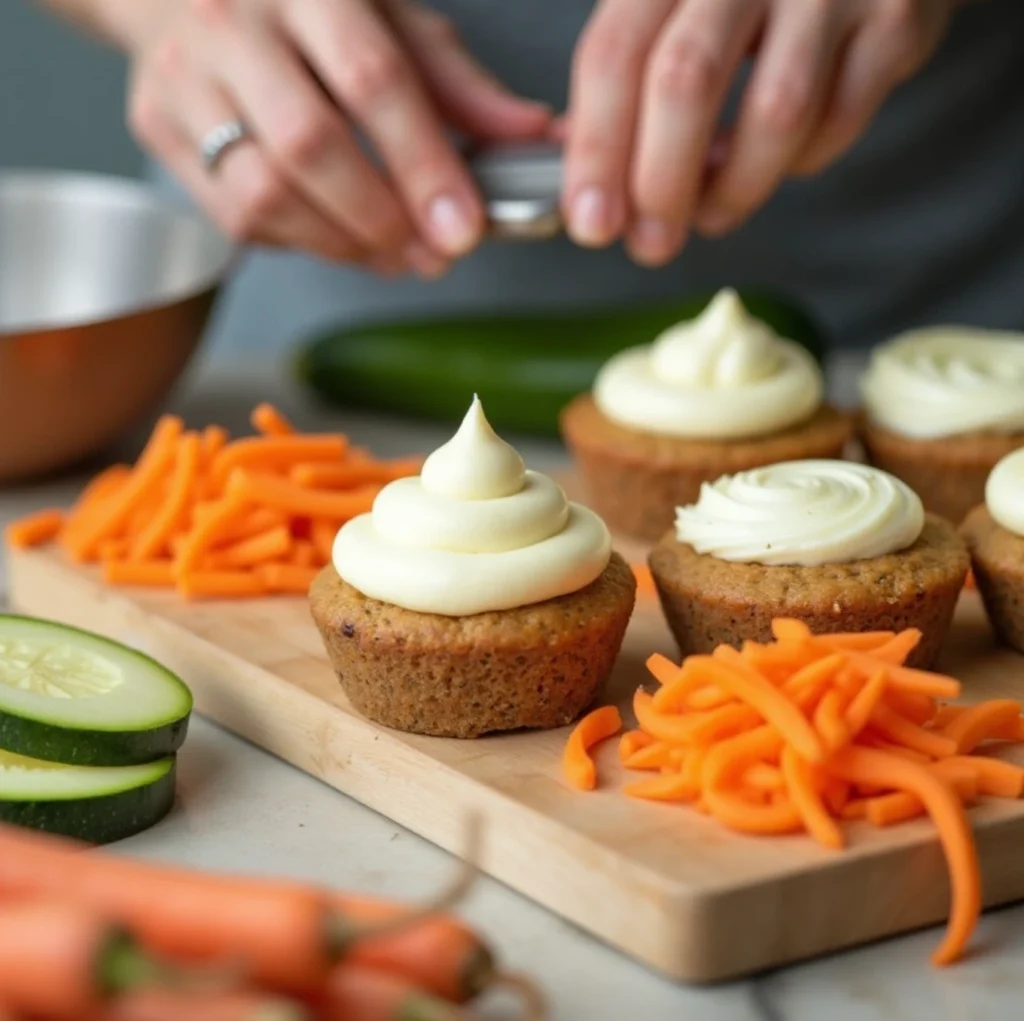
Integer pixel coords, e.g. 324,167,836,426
333,396,612,616
592,288,822,439
861,327,1024,440
675,459,924,566
986,447,1024,537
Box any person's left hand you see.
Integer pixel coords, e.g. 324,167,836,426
562,0,957,266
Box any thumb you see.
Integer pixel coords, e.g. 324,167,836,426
388,3,553,140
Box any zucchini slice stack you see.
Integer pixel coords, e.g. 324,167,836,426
0,615,192,844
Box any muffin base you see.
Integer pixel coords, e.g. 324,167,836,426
960,505,1024,653
860,417,1024,524
648,515,968,669
561,396,853,541
309,553,637,738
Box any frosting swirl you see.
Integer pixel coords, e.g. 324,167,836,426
675,460,924,566
333,397,612,616
593,288,822,439
986,447,1024,537
861,327,1024,439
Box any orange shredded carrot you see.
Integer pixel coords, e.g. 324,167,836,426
563,706,622,791
201,425,230,461
567,618,1020,968
4,509,65,549
311,520,337,563
251,403,295,436
258,563,320,595
291,459,421,488
130,432,202,561
631,563,656,601
964,568,977,592
291,540,318,567
102,561,176,587
209,526,293,570
211,435,348,487
175,497,250,575
177,570,268,600
228,471,379,520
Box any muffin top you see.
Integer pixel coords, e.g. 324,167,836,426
332,396,611,616
592,288,822,440
674,459,924,567
861,327,1024,440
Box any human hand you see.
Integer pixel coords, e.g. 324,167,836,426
563,0,956,266
123,0,551,276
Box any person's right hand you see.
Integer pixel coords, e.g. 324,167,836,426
124,0,551,276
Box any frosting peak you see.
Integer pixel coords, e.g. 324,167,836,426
675,460,924,567
861,327,1024,439
421,395,524,500
986,448,1024,537
593,287,822,439
650,289,782,387
333,399,612,616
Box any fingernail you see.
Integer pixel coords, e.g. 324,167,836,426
404,241,448,280
696,207,734,237
629,218,676,266
569,187,614,247
427,195,479,256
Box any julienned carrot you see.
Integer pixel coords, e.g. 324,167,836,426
3,508,64,549
252,402,296,437
631,563,656,600
567,618,1024,968
827,746,981,967
4,403,419,601
98,989,310,1021
258,563,320,594
0,900,175,1018
322,964,468,1021
332,893,494,1003
563,706,622,790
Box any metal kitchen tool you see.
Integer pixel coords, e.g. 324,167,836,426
0,171,235,483
469,142,564,240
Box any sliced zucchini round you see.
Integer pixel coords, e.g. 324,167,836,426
0,615,192,766
0,749,176,844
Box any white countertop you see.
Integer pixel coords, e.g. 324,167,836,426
1,356,1021,1021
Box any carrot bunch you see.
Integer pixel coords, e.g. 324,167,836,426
5,404,422,600
0,819,544,1021
564,618,1024,968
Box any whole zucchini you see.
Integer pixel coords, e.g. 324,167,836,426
296,290,827,436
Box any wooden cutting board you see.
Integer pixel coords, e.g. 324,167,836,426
8,533,1024,983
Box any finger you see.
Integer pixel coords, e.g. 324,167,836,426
208,23,449,274
627,0,763,266
562,0,676,249
694,0,854,237
285,0,486,258
389,3,552,140
791,3,937,178
131,75,386,268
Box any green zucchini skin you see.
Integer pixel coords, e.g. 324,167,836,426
0,615,193,767
0,711,190,769
0,757,176,846
296,290,827,436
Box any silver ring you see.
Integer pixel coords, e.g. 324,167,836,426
200,119,250,172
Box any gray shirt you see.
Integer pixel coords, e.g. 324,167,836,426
193,0,1024,361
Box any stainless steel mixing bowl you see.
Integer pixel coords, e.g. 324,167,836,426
0,170,235,483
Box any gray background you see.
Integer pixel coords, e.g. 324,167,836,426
1,3,140,176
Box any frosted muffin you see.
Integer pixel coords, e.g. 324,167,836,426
961,448,1024,653
310,397,636,738
561,289,852,541
649,460,968,669
860,327,1024,523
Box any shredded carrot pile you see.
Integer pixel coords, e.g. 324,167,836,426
563,618,1024,968
4,404,421,600
630,563,656,600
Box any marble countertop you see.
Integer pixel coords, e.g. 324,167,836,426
1,356,1020,1021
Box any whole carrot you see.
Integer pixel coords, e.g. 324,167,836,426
95,989,311,1021
0,900,174,1018
318,965,469,1021
333,894,494,1003
0,826,338,992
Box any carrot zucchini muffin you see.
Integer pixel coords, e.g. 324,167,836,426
960,448,1024,653
560,288,852,541
860,327,1024,524
310,397,636,738
649,460,968,669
